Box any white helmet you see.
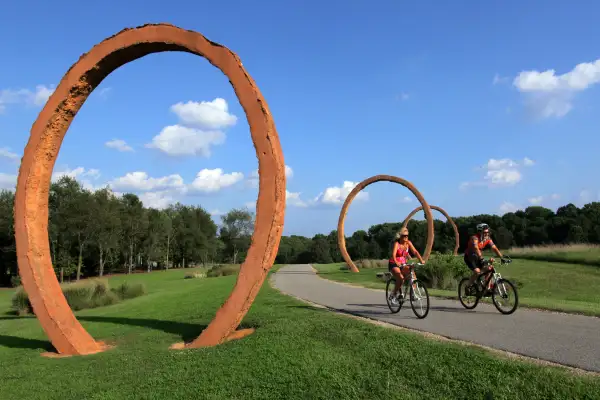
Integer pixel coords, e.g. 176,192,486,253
476,223,489,233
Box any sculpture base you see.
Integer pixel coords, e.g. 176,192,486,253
41,341,114,358
170,328,256,350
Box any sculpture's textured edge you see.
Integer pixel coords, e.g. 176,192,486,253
336,175,435,273
401,205,460,256
14,23,285,356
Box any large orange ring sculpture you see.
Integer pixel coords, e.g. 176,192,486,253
14,23,286,356
337,175,435,273
401,205,459,255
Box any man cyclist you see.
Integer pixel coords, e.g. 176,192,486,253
464,223,504,295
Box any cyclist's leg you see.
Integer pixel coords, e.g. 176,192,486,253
464,254,480,285
388,262,404,295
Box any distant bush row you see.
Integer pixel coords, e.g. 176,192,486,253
12,279,146,316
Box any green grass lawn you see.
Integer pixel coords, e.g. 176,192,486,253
508,244,600,267
0,267,599,399
313,259,600,316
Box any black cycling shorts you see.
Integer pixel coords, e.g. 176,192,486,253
463,253,484,271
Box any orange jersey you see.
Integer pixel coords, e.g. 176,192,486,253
464,233,494,255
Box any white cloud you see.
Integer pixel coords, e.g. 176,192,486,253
484,168,522,186
0,147,19,161
32,85,54,106
579,190,591,203
523,157,535,166
189,168,244,193
105,139,134,152
170,98,237,129
286,190,308,208
210,209,225,217
109,171,185,192
513,58,600,118
499,201,520,214
462,157,534,189
528,196,544,205
0,85,55,113
313,181,368,205
0,172,17,190
52,166,103,191
98,87,112,99
145,124,225,157
400,196,412,203
138,191,174,210
248,164,294,188
397,93,410,101
551,193,560,200
493,73,509,85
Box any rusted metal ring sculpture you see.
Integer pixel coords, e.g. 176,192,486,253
401,205,459,255
337,175,435,273
14,23,286,356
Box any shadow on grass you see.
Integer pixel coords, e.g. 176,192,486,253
0,335,54,351
0,316,259,350
78,316,260,343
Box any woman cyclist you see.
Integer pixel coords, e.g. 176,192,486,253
388,228,425,304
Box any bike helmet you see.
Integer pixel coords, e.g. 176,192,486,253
476,223,490,233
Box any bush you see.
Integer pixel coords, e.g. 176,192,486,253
10,275,21,288
415,253,471,290
184,272,206,279
11,279,146,315
207,264,241,278
112,281,147,300
11,288,30,316
355,259,387,269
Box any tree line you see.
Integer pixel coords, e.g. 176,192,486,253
1,176,599,287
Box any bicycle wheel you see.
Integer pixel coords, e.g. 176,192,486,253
458,278,479,309
386,278,403,313
410,280,430,319
492,278,519,315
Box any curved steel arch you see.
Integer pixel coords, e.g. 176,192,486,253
337,175,435,273
14,23,286,356
401,205,459,255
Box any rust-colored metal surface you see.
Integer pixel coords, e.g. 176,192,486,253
336,175,435,273
401,205,460,255
14,23,285,356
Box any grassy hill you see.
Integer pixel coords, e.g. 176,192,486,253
0,267,598,399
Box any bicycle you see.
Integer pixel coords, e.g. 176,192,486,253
457,256,519,315
385,262,430,318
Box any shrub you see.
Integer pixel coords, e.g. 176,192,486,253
355,259,387,269
184,272,207,279
112,282,147,300
415,253,470,291
11,288,30,316
11,279,146,315
207,264,241,278
10,275,21,288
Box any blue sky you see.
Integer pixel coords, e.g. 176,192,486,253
1,0,599,237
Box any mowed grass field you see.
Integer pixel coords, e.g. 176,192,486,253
0,266,599,399
509,244,600,267
313,256,600,316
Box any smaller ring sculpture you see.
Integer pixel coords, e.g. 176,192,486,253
337,175,435,273
401,205,459,256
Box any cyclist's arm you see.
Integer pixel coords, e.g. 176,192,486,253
471,236,483,258
408,241,425,264
491,243,503,258
391,242,400,267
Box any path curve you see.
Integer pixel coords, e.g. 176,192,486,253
271,264,600,373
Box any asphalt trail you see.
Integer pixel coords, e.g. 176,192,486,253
271,264,600,373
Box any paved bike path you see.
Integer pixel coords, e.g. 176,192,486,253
271,264,600,373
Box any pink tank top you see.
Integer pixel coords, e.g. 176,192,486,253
390,243,410,264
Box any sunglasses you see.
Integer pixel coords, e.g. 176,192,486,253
400,235,408,238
